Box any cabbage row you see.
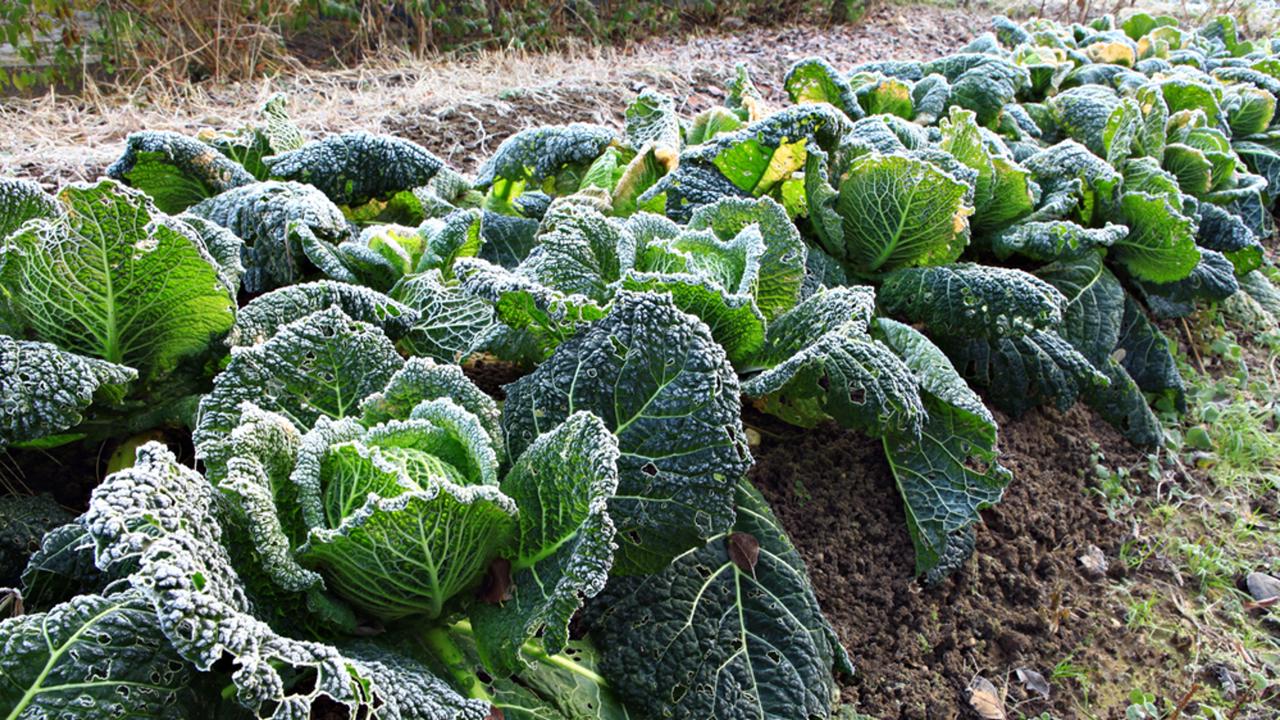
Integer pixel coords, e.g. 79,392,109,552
3,11,1280,719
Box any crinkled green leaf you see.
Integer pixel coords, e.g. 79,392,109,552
84,442,490,719
361,356,502,457
294,417,516,620
228,280,419,347
1084,358,1165,448
195,307,404,480
200,93,305,180
586,481,848,720
926,54,1029,126
912,74,952,125
645,105,851,222
475,124,618,194
393,270,496,364
188,180,351,292
1112,191,1201,283
107,130,255,213
1116,295,1186,411
687,196,807,321
813,152,971,277
1,180,235,380
883,391,1010,577
456,258,607,361
938,108,1036,234
263,132,445,207
0,336,136,449
1036,252,1124,365
880,264,1067,339
852,74,914,118
743,287,925,436
1023,140,1121,225
941,329,1108,417
178,212,246,294
0,177,58,239
0,590,206,718
992,220,1127,262
470,412,619,676
625,89,682,154
784,57,864,120
1224,85,1276,136
502,292,751,575
1135,248,1239,319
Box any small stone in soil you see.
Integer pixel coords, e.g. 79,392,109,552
1246,571,1280,601
1078,544,1108,579
1016,667,1051,699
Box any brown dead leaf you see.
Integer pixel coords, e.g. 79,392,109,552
477,557,513,604
728,533,760,575
968,676,1006,720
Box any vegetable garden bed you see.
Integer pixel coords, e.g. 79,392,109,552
3,10,1280,719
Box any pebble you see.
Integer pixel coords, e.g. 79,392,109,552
1246,571,1280,601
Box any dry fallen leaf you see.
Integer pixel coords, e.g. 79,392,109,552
727,532,761,575
1078,544,1108,579
1016,667,1051,699
968,676,1006,720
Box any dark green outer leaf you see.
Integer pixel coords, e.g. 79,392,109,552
502,291,751,575
1,336,136,449
0,590,206,719
1036,252,1124,365
188,180,351,293
878,264,1066,340
106,130,255,214
20,522,104,610
0,177,58,239
942,329,1108,418
884,395,1010,576
1135,249,1239,320
474,124,618,190
470,412,620,676
992,221,1127,262
585,481,848,720
228,280,420,347
1084,358,1165,448
1116,296,1186,412
263,132,445,207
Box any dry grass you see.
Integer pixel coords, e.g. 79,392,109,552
0,4,989,186
0,40,691,186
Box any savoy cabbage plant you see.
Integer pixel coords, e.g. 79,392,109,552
2,299,846,719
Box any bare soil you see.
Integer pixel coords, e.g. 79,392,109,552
748,402,1158,718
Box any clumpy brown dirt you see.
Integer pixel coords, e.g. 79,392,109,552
749,402,1166,719
380,5,985,173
